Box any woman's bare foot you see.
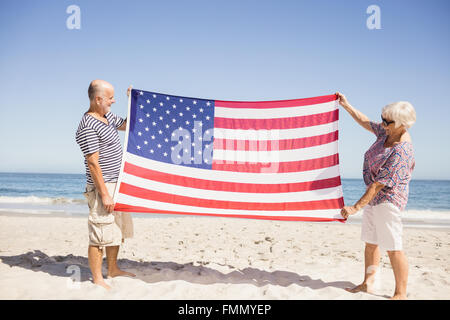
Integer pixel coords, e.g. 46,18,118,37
345,282,374,294
107,268,136,278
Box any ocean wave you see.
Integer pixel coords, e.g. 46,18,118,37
0,195,87,205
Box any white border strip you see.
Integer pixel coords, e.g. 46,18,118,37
113,89,132,203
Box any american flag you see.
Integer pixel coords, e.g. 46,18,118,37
113,89,345,222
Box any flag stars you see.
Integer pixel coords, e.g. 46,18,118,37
145,127,149,131
139,118,143,123
139,91,143,95
172,104,177,109
159,102,164,106
137,145,141,150
146,113,150,118
193,100,197,105
199,108,204,113
150,149,154,154
206,101,211,106
138,132,142,136
153,107,157,112
139,104,144,109
146,99,150,104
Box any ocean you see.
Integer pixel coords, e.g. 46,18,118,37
0,172,449,228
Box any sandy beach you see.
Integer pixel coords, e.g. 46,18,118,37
0,213,448,300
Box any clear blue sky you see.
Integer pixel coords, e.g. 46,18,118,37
0,0,449,179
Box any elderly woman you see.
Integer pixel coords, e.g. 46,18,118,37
336,92,416,300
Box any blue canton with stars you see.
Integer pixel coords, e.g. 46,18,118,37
127,89,215,169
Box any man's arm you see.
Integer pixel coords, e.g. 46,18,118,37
341,182,385,219
86,151,115,213
118,119,127,131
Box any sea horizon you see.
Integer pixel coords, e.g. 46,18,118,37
0,171,449,182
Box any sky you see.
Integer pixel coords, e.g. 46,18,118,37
0,0,449,179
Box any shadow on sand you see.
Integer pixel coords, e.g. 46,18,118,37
0,250,358,292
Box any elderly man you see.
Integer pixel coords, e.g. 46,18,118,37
75,80,134,290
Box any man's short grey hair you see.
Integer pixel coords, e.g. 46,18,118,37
88,81,104,101
382,101,416,129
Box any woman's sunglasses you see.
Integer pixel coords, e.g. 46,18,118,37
381,116,394,126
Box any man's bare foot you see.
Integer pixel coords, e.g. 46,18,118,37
390,294,407,300
345,283,373,294
93,279,111,290
107,268,136,278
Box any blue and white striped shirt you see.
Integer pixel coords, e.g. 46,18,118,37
75,112,125,185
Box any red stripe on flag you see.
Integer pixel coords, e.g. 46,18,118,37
119,182,344,211
114,203,346,222
213,131,338,151
214,110,338,130
212,154,339,173
124,161,342,193
215,94,337,109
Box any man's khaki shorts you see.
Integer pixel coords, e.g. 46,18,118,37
84,183,133,248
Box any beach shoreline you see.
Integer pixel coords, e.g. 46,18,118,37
0,213,449,300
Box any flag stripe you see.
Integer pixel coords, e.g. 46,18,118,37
124,152,340,183
214,109,338,130
115,193,344,218
115,203,345,222
119,182,344,211
213,130,338,151
212,141,337,163
120,172,343,202
213,121,338,140
214,100,337,119
123,162,342,193
212,154,339,173
214,94,337,109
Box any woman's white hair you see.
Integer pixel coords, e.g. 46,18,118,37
382,101,416,129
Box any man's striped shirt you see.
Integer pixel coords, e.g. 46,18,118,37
75,112,125,185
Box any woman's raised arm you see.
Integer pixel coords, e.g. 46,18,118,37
336,92,374,134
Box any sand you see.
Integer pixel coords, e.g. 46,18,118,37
0,214,448,300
